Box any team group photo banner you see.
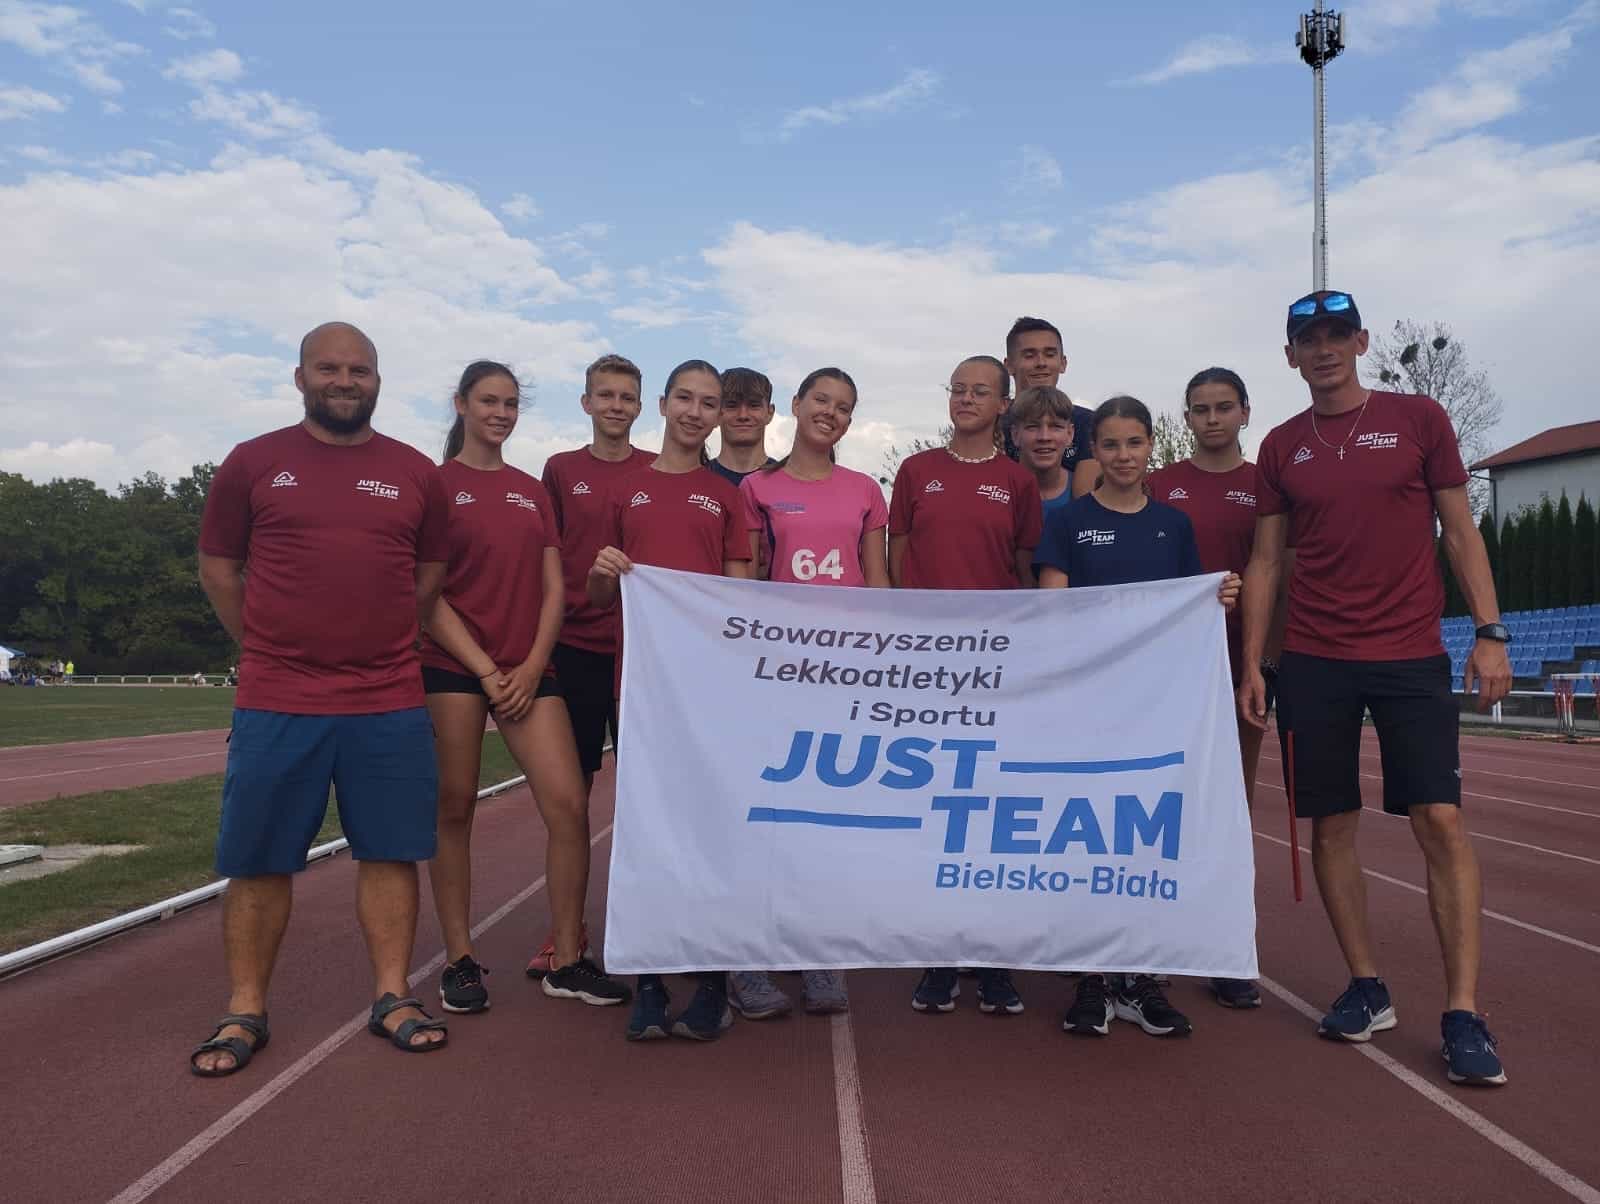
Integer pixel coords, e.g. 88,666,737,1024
606,566,1258,979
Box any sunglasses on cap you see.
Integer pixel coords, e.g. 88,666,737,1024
1289,292,1354,318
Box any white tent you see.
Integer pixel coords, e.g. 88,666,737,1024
0,644,22,677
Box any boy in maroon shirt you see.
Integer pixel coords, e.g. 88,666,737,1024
191,323,451,1076
1237,291,1513,1086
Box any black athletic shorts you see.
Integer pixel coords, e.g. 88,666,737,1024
421,664,561,711
1275,651,1460,818
550,642,616,774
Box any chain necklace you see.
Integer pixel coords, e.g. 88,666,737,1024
946,445,997,465
1310,390,1371,461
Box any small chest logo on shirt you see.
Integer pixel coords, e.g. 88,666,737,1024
271,471,298,489
454,491,475,505
630,491,651,507
572,481,591,495
1077,529,1115,546
976,484,1012,505
1354,432,1399,451
688,493,723,516
770,501,806,514
505,491,540,513
356,478,400,501
1224,490,1256,507
1156,530,1167,539
1166,486,1189,500
924,479,945,493
1292,446,1315,466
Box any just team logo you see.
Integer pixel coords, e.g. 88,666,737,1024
271,471,297,488
1292,446,1315,466
688,493,723,516
630,491,651,507
1224,489,1255,507
1077,529,1115,546
572,481,592,495
976,484,1012,504
505,491,540,512
1166,486,1189,500
454,491,476,505
1354,432,1399,451
356,478,400,500
924,479,945,493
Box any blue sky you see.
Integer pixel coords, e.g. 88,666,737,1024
2,0,1596,485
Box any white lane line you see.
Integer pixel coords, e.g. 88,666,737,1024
831,1007,878,1204
0,729,229,755
107,821,614,1204
1253,831,1600,957
1256,753,1599,820
1256,975,1600,1204
0,751,223,784
1260,745,1600,795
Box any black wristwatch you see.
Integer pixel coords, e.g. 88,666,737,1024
1475,623,1511,643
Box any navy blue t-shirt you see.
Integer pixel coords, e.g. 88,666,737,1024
1035,493,1203,586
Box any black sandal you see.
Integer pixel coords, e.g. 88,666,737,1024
368,993,448,1052
189,1013,270,1077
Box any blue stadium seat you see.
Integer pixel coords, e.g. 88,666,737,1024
1551,644,1576,661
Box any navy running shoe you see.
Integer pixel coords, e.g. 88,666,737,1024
672,981,734,1041
1210,977,1263,1009
1061,974,1113,1035
1317,977,1397,1042
439,954,489,1014
1441,1010,1507,1086
911,967,960,1013
1114,974,1192,1037
625,975,671,1041
977,968,1024,1015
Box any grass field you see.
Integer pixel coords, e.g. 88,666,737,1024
0,732,522,954
0,685,238,746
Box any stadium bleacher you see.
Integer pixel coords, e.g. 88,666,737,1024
1441,604,1600,694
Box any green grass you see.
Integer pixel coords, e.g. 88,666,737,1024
0,685,238,746
0,732,522,954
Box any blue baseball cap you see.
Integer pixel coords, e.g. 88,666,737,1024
1286,290,1362,342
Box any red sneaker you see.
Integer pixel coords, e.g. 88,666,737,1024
525,924,592,978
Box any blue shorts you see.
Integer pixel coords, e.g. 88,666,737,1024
215,708,439,877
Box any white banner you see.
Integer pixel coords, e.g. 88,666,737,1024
606,566,1257,979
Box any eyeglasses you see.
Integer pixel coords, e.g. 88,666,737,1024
944,385,996,401
1288,292,1354,318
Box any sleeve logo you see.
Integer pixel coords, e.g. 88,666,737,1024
356,479,400,500
271,471,298,488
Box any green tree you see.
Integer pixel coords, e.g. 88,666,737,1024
1533,498,1556,610
1575,494,1597,607
1551,493,1574,607
1149,411,1197,470
1478,510,1498,596
1498,514,1518,612
877,427,951,486
1514,508,1540,612
1438,540,1466,616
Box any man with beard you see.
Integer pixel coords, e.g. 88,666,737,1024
191,322,453,1076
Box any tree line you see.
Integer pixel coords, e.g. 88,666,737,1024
1441,493,1599,617
0,467,232,673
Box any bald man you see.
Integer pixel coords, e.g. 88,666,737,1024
192,323,453,1075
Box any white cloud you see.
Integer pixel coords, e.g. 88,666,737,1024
1014,145,1063,192
0,81,65,119
609,302,702,329
778,68,939,137
189,87,319,138
0,1,144,95
100,98,121,114
163,7,215,40
501,192,538,221
163,47,243,86
1130,35,1289,85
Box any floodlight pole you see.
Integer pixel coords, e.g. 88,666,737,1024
1297,1,1346,290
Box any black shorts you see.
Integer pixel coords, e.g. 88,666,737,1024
421,664,562,711
550,642,616,774
1275,652,1459,818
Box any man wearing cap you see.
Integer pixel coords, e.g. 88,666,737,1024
1237,290,1512,1086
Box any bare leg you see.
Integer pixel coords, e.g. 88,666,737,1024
1409,804,1481,1013
1311,810,1379,979
1238,717,1265,811
424,692,489,964
193,874,292,1073
499,696,589,968
357,859,442,1046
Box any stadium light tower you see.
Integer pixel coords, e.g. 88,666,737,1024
1296,1,1346,290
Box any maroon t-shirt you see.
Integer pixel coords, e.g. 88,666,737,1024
888,450,1042,589
1256,391,1468,661
1147,460,1256,678
420,461,560,676
198,424,449,714
542,446,655,654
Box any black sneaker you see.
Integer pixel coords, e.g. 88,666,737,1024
543,957,632,1006
1114,974,1192,1037
672,981,734,1041
439,954,489,1014
625,975,671,1041
911,967,960,1013
1441,1010,1507,1086
1210,977,1263,1009
1061,973,1113,1035
977,968,1024,1015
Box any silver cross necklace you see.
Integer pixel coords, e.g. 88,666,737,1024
1311,390,1371,461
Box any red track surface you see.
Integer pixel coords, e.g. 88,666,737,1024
0,730,229,809
4,731,1599,1203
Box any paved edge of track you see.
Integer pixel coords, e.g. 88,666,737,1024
831,1010,877,1204
106,822,613,1204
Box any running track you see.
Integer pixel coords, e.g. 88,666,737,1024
3,730,1599,1203
0,730,230,809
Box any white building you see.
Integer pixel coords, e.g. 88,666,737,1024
1474,419,1600,526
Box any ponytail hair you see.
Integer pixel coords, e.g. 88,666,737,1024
767,367,857,474
1090,394,1153,444
443,360,521,463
